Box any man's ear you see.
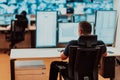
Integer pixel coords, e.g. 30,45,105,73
80,29,83,34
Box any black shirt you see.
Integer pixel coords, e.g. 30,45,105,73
64,40,107,57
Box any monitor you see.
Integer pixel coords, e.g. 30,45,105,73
36,11,57,47
51,0,66,3
95,10,117,45
0,0,7,3
0,20,5,25
27,0,36,3
0,15,5,25
72,14,86,22
86,14,95,23
8,0,16,4
58,23,79,43
74,3,85,14
74,0,93,2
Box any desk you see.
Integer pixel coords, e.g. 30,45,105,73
0,25,36,31
10,47,120,80
100,47,120,80
107,47,120,56
0,25,36,48
10,48,62,80
0,26,10,31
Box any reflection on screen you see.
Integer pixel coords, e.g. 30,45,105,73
96,11,117,44
58,23,79,43
36,11,57,47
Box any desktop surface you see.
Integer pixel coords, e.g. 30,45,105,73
10,47,120,60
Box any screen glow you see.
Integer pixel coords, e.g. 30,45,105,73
96,11,117,44
36,11,57,47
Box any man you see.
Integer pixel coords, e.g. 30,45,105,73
49,21,107,80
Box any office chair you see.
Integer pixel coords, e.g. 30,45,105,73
57,35,102,80
5,20,28,49
74,47,100,80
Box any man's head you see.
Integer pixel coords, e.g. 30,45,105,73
21,11,27,17
78,21,92,36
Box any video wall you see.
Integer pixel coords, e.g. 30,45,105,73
0,0,113,14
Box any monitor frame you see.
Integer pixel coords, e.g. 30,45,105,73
95,10,117,46
36,11,58,48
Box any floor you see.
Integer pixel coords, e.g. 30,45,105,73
0,53,109,80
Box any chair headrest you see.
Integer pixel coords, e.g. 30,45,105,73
78,35,97,48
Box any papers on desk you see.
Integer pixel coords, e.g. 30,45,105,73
107,47,120,56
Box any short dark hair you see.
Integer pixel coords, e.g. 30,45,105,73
79,21,92,34
21,11,27,16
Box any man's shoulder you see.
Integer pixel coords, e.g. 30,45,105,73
68,40,78,45
97,40,105,45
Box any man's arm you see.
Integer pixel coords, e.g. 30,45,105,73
60,52,68,60
100,52,107,67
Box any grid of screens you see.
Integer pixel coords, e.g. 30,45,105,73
95,11,117,45
36,11,57,47
58,22,94,43
0,0,113,14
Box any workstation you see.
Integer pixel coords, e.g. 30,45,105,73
0,0,120,80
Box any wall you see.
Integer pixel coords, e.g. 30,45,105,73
114,0,120,47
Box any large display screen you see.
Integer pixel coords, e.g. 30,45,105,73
72,14,86,22
95,11,117,44
58,23,79,43
86,14,95,23
36,11,57,47
0,0,113,15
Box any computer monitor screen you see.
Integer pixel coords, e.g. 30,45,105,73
95,11,117,45
74,3,85,14
51,0,66,3
74,0,93,2
73,15,86,22
8,0,16,4
36,11,57,47
27,0,36,3
58,23,79,43
0,15,5,25
0,0,7,3
86,14,95,23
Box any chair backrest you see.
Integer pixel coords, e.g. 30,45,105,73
68,35,101,80
11,20,28,42
68,46,78,80
78,35,97,48
74,47,100,80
